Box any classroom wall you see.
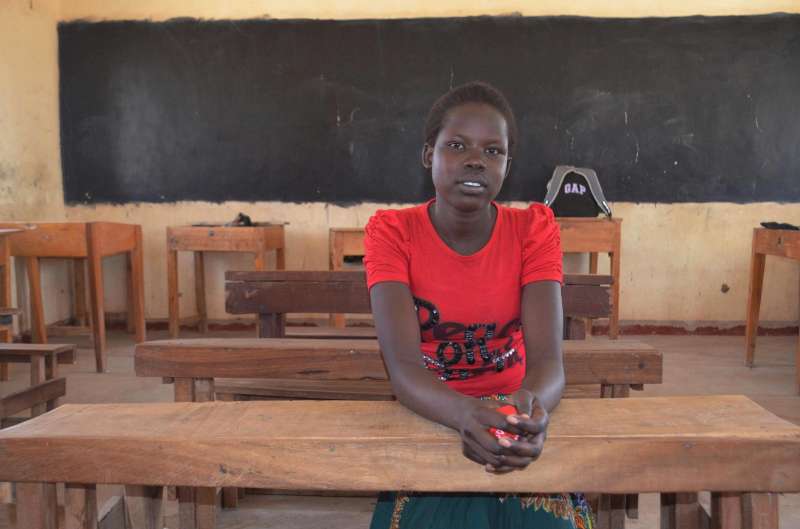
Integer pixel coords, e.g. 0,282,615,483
1,0,72,327
3,0,799,330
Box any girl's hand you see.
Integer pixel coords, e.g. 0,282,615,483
455,397,544,474
482,390,549,474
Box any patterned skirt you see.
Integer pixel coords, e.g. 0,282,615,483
370,491,594,529
369,394,593,529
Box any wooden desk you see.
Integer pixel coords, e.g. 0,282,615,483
328,228,368,327
166,224,285,338
557,218,622,338
0,228,23,381
1,396,796,529
328,219,622,336
744,228,800,393
0,222,144,373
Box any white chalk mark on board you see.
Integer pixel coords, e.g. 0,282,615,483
349,108,360,124
449,67,454,89
634,140,640,164
754,116,761,131
624,111,628,125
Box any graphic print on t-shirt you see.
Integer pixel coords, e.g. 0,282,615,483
414,296,521,382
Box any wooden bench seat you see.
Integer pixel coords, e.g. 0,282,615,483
0,395,797,529
0,343,77,365
191,338,662,401
0,378,66,420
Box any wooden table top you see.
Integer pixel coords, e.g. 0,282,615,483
0,396,797,492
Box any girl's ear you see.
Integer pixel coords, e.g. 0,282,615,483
421,143,433,169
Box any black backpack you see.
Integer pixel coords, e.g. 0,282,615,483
543,166,612,218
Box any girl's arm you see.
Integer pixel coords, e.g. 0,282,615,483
370,281,539,471
518,280,565,413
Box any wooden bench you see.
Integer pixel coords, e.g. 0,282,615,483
226,269,612,338
0,395,797,529
135,336,661,522
0,343,74,422
137,337,661,400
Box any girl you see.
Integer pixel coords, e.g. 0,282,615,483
364,81,593,529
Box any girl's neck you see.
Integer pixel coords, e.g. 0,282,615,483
428,199,497,255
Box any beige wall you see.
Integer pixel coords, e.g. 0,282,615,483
1,0,72,327
2,0,798,328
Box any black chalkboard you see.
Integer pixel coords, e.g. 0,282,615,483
59,15,800,204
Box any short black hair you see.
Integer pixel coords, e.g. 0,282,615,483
423,81,518,155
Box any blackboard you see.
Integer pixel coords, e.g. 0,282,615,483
59,15,800,204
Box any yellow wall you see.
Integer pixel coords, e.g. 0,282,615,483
2,0,798,328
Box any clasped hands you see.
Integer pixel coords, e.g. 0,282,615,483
456,388,548,474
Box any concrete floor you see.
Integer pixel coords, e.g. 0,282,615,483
1,329,798,528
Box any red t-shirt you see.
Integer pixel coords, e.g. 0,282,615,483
364,199,563,397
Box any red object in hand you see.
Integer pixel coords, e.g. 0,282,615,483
489,404,520,441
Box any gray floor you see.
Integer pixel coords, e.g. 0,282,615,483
1,330,798,528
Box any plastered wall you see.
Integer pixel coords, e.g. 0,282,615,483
2,0,798,328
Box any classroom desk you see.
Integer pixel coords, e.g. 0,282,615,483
744,227,800,393
166,224,286,338
0,228,23,381
0,222,145,373
1,396,796,529
328,218,622,337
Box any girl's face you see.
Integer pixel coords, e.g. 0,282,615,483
423,102,510,213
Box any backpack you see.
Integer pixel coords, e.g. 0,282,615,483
543,166,612,218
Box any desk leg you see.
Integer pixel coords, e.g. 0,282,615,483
194,252,207,334
745,250,766,367
26,257,47,344
609,250,620,339
743,493,778,529
87,225,107,373
65,483,98,529
131,226,146,343
17,482,58,529
167,246,180,339
660,492,704,529
0,328,8,381
72,259,89,327
124,485,163,529
275,247,286,270
330,237,346,328
583,252,599,336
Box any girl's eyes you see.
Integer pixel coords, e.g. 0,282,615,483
447,141,465,151
445,142,505,156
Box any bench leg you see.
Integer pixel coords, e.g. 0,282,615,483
17,482,58,529
222,487,238,509
743,493,778,529
660,492,704,529
178,487,217,529
194,252,207,334
65,483,98,529
124,485,163,529
167,246,180,339
712,492,742,529
30,354,46,417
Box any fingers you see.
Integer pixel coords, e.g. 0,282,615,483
509,389,535,417
505,402,549,437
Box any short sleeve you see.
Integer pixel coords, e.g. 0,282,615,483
363,210,411,290
521,204,563,286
